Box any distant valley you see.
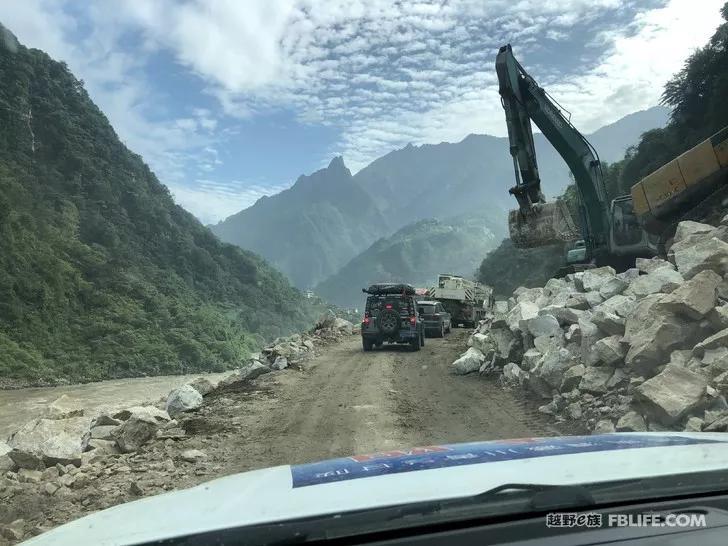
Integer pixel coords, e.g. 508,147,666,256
210,105,670,305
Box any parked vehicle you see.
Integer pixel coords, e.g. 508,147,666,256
417,300,451,337
426,274,491,328
360,284,425,352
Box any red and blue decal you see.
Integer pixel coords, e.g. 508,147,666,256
291,434,723,487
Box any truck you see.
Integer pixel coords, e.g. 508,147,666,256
495,43,728,270
426,274,493,328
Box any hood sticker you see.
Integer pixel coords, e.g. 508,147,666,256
291,434,724,488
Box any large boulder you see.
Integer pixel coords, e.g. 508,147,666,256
538,306,584,326
514,287,544,305
333,318,353,335
506,302,539,332
468,332,495,355
595,294,637,318
217,361,272,389
7,417,91,469
672,237,728,279
673,220,716,243
560,364,586,392
593,420,616,434
634,365,707,425
533,348,576,389
113,406,170,423
592,335,626,366
708,304,728,332
533,332,565,354
599,276,628,299
502,362,525,383
0,442,13,473
591,309,625,336
693,328,728,358
635,257,675,274
623,295,698,376
565,292,603,310
579,366,614,394
702,347,728,378
575,267,616,292
165,385,203,418
44,395,84,420
590,295,637,336
524,372,554,399
315,312,337,329
523,314,561,337
188,377,216,397
616,411,647,432
578,315,605,355
113,413,160,453
452,347,486,375
625,267,683,298
521,348,542,371
489,327,521,364
272,356,289,370
658,270,721,319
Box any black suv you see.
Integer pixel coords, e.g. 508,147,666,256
361,284,424,352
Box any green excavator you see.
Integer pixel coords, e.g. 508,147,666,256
495,44,728,271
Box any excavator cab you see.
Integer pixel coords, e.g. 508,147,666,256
608,196,659,258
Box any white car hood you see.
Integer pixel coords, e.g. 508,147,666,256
22,432,728,545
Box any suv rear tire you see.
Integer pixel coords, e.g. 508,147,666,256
362,338,374,351
410,336,421,352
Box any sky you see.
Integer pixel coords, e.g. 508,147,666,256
0,0,723,224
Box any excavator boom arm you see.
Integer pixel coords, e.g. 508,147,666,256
495,44,610,252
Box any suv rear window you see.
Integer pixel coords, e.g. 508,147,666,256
418,304,436,315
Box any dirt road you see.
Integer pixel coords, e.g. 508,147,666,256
201,329,558,475
1,330,560,542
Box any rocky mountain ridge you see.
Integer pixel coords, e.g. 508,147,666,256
211,107,670,290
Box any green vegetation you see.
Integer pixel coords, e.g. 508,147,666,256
0,29,322,384
601,2,728,200
477,239,566,297
316,214,504,308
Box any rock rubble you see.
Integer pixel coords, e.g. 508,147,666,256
451,220,728,435
0,316,355,543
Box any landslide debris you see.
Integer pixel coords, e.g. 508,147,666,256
454,219,728,434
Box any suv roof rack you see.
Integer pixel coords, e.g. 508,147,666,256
362,283,416,295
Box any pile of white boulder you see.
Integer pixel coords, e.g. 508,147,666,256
451,219,728,434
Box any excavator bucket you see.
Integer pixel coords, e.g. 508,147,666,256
508,201,580,248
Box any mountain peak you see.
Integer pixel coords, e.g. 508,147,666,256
327,156,346,170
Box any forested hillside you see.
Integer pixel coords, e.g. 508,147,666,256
316,214,504,307
213,107,667,291
601,2,728,200
477,2,728,293
0,25,320,384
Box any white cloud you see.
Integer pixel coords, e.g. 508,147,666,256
170,180,291,225
109,0,720,171
0,0,724,222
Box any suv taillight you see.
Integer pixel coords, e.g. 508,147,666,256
363,317,370,325
409,316,416,325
